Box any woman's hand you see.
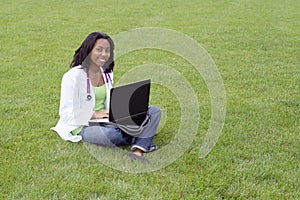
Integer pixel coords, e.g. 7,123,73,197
91,109,109,119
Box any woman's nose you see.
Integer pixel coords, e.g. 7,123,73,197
100,50,106,56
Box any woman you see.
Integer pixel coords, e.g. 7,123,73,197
51,32,161,162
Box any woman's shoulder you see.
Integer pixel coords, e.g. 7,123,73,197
61,66,85,82
64,65,84,76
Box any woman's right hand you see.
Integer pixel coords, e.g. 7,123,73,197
91,109,109,119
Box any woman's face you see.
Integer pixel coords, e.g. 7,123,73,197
90,38,111,68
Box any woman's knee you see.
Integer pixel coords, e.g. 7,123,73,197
80,126,113,146
148,106,162,118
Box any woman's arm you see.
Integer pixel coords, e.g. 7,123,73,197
91,109,109,119
59,70,93,125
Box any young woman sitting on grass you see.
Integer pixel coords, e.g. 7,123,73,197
51,32,161,163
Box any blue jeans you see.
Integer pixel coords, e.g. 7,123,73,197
79,106,161,152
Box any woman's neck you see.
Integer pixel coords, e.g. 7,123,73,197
89,65,102,74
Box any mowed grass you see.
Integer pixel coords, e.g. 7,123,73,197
1,0,299,199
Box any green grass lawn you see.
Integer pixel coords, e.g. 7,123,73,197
1,0,299,199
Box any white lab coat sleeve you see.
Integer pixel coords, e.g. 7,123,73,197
59,70,94,126
51,68,94,142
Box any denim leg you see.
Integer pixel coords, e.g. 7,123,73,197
79,126,132,147
131,106,161,152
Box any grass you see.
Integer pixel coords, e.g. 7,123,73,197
1,0,299,199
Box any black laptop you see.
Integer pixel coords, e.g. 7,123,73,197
89,79,151,126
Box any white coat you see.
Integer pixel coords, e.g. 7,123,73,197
51,65,113,142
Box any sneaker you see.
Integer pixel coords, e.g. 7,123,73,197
148,144,158,152
131,144,158,153
127,152,149,163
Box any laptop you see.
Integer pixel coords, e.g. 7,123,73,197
89,79,151,126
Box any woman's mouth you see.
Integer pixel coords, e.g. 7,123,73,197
98,57,106,62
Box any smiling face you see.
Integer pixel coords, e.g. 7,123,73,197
89,38,111,69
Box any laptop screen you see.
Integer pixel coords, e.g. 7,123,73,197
109,79,150,126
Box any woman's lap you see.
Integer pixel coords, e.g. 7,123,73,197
79,106,161,151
